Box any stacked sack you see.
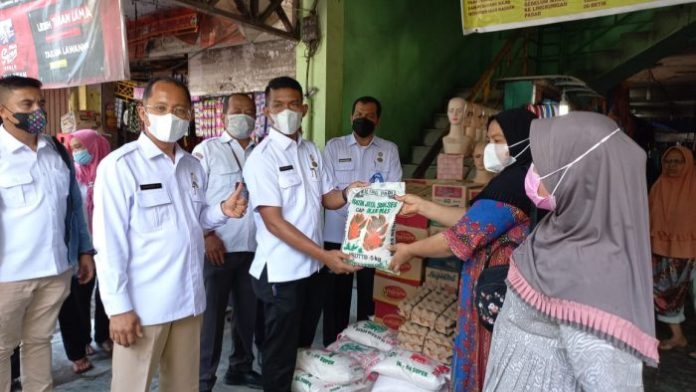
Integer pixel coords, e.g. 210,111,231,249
397,283,457,365
291,321,396,392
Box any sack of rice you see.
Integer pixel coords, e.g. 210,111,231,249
291,370,374,392
342,182,405,273
371,349,450,391
339,320,398,351
296,349,363,385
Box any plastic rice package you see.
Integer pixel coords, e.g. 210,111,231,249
339,321,398,352
371,349,451,391
291,371,375,392
296,349,363,385
342,182,405,273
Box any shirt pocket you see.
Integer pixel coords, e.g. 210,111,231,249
0,172,33,208
334,159,355,186
209,168,240,196
278,170,301,204
135,187,175,231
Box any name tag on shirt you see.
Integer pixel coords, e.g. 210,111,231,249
279,165,294,172
140,183,162,190
338,158,352,163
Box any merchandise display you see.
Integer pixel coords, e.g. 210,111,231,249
296,349,364,385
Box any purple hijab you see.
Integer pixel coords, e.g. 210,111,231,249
509,112,658,365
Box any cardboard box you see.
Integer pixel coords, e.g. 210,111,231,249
395,213,429,230
425,266,460,296
395,224,428,244
383,256,425,284
437,153,466,180
374,300,405,330
467,186,484,205
61,110,100,133
431,181,470,207
404,179,436,195
373,273,421,306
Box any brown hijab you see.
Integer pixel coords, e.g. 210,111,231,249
511,112,657,364
649,146,696,259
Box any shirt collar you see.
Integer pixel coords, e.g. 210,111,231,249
348,132,380,148
0,124,46,153
137,132,184,161
220,132,256,151
268,128,302,150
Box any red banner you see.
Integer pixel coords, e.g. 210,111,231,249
0,0,129,88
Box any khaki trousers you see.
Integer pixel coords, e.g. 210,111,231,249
0,270,72,392
111,315,202,392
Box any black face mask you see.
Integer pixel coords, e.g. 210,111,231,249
352,117,375,138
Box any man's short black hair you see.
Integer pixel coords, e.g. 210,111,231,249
264,76,303,103
223,93,254,114
0,76,42,103
142,76,191,105
352,96,382,118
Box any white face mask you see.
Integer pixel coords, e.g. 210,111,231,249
147,113,189,143
226,114,255,139
483,138,530,173
270,109,303,135
539,128,621,197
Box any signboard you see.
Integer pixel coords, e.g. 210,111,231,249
0,0,129,88
461,0,694,34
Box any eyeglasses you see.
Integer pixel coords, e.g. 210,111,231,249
664,159,685,165
144,104,192,120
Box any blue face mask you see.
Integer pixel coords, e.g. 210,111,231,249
73,149,93,165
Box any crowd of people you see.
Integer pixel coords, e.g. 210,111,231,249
0,72,693,392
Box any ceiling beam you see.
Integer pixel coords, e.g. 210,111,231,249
170,0,299,41
259,0,283,23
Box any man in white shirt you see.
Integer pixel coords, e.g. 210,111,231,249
92,77,248,392
243,77,364,392
193,93,261,391
0,76,95,392
320,96,402,345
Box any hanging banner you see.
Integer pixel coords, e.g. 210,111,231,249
461,0,694,34
0,0,129,88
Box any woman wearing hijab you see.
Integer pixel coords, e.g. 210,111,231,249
390,108,538,391
484,112,658,391
57,129,112,373
650,146,696,351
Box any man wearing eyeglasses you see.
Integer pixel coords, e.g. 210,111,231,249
92,77,248,391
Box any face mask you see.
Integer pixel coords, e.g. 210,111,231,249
73,149,93,165
10,108,47,135
352,117,375,138
525,164,556,210
483,138,530,173
226,114,255,139
270,109,303,135
147,113,189,143
537,128,622,203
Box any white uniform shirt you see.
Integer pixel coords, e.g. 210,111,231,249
93,133,228,326
192,133,256,252
0,126,70,282
243,129,337,283
322,134,402,243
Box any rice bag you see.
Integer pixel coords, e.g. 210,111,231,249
371,349,451,391
340,321,398,352
326,337,384,371
342,182,405,273
371,374,447,392
291,371,374,392
296,349,363,385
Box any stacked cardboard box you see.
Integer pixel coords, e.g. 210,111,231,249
61,110,100,133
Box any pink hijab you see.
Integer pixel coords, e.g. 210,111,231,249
71,129,111,230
